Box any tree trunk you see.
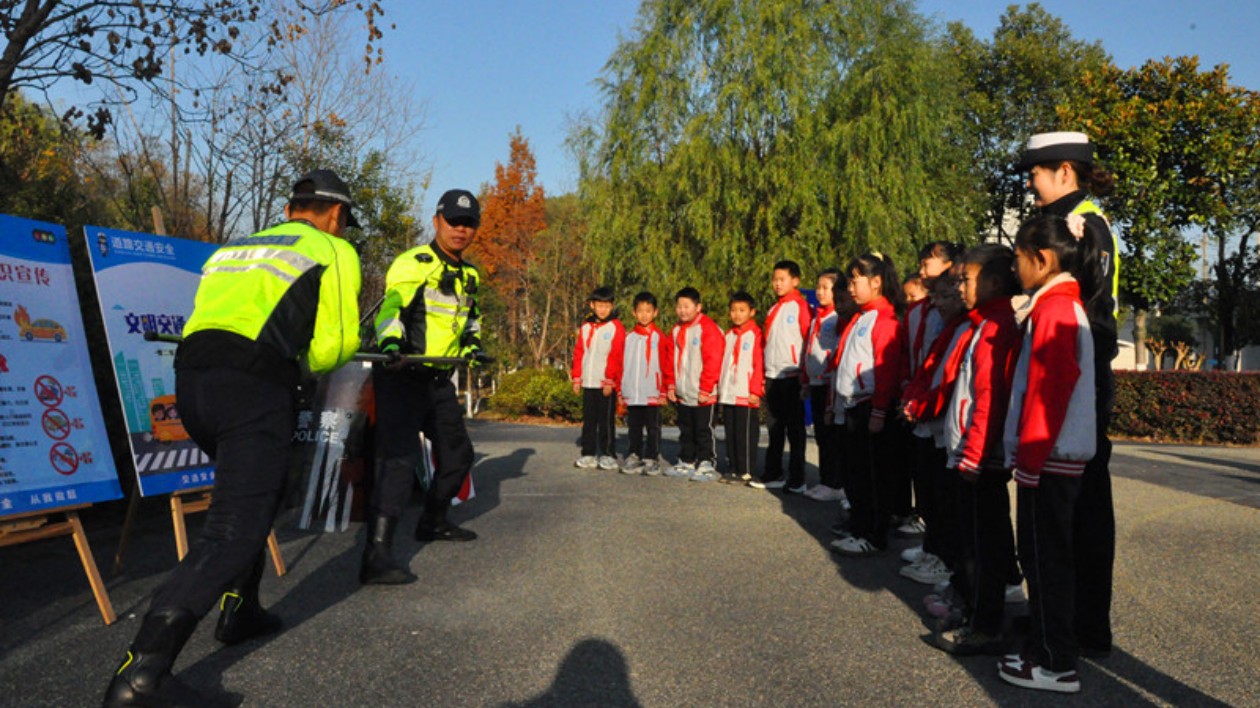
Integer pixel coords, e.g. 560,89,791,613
1134,308,1149,370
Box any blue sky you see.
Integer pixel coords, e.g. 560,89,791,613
381,0,1260,208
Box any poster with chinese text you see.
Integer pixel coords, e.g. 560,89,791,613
85,226,217,496
0,214,122,516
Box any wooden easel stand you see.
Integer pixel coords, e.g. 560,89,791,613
0,504,116,625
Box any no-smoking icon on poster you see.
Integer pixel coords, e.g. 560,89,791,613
34,375,64,407
49,442,79,476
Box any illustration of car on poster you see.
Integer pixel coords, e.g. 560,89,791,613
14,305,67,342
147,394,189,443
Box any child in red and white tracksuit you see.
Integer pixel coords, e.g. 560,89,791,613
828,253,904,557
619,292,673,474
932,245,1023,655
667,287,724,479
717,291,764,484
571,287,625,470
758,260,811,492
998,214,1098,693
802,269,844,501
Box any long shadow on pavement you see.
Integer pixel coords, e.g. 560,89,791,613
501,637,642,708
759,451,1232,705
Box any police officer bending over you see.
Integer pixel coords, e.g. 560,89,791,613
104,170,362,706
361,189,486,585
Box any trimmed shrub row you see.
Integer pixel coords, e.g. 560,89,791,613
1112,371,1260,445
492,368,1260,446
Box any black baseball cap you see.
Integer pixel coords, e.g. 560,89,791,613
436,189,480,227
290,169,360,228
1014,131,1095,172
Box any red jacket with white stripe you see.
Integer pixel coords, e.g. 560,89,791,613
571,316,626,390
1002,275,1097,488
801,305,839,386
831,296,903,422
763,290,811,379
903,299,943,382
718,321,765,407
944,298,1021,476
620,323,672,406
900,315,972,424
669,313,724,406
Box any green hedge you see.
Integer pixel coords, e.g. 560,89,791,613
491,368,582,421
489,367,680,425
1113,371,1260,445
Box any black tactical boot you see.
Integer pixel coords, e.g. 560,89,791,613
102,608,203,707
214,552,282,645
360,515,417,585
415,505,477,543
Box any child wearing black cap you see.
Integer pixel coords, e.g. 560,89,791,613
571,287,626,470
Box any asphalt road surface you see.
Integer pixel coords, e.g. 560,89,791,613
1,421,1257,707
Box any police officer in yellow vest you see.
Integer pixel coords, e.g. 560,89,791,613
360,189,484,585
104,170,362,706
1018,131,1119,660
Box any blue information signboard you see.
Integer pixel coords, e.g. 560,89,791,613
0,214,122,516
85,226,218,496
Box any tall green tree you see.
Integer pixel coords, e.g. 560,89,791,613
945,3,1110,242
580,0,980,304
1060,57,1254,367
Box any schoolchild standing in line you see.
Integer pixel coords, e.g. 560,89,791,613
572,287,626,470
895,242,964,540
998,214,1099,694
898,269,970,588
666,287,725,480
931,244,1023,656
717,291,764,484
801,269,845,502
619,292,673,476
827,252,904,557
752,261,811,492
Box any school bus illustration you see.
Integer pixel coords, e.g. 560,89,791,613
148,394,189,442
14,305,67,342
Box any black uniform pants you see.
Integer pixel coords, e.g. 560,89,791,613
625,405,661,460
764,377,805,485
1018,474,1082,672
919,442,949,559
1075,355,1116,651
372,366,473,520
841,403,894,549
151,367,294,617
676,403,716,464
893,421,920,519
808,384,842,489
952,468,1016,636
723,404,759,478
580,387,617,457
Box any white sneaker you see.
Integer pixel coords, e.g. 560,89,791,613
806,485,845,502
895,515,927,537
900,545,925,564
998,657,1081,693
748,478,786,489
829,535,881,557
664,461,694,479
597,455,619,470
620,453,643,474
1005,583,1027,603
575,456,598,469
690,461,719,482
641,459,661,476
900,554,951,584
